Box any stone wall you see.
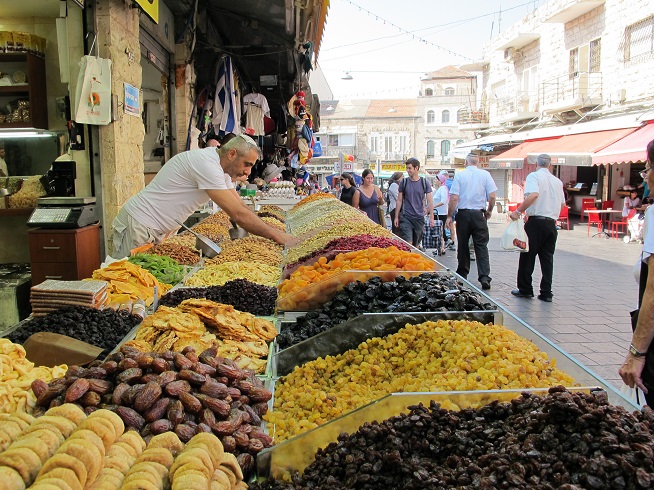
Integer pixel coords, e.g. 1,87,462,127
95,0,145,252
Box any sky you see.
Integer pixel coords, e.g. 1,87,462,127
316,0,542,99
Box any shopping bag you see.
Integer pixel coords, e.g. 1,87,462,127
620,383,645,409
500,217,529,252
377,205,386,227
422,216,442,250
74,55,112,125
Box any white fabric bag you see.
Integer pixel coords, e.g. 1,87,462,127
620,383,645,409
74,55,112,125
500,217,529,252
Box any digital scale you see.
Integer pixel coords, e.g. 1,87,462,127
27,197,99,229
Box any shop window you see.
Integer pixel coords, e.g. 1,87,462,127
444,87,455,96
442,110,450,123
427,140,435,157
427,110,435,123
327,135,339,146
441,140,451,159
569,47,579,79
590,39,601,72
425,88,433,96
624,16,654,64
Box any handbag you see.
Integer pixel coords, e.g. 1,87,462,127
377,204,386,227
74,55,112,125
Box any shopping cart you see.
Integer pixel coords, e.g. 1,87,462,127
422,217,443,253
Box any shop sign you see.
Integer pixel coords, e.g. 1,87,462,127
343,162,354,172
134,0,159,24
124,83,140,116
381,163,406,172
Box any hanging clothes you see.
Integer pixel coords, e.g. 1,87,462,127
243,93,270,136
211,56,240,135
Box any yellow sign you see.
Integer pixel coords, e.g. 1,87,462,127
381,164,406,172
134,0,159,23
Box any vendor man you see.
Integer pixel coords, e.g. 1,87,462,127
112,134,295,258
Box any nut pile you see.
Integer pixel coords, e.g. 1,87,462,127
199,211,232,227
159,279,277,316
6,306,141,355
204,236,283,268
260,216,286,231
287,201,360,235
190,222,230,243
185,261,280,287
32,345,274,465
253,387,654,490
267,320,575,441
288,193,335,214
257,211,285,223
146,242,200,265
277,273,494,349
162,233,197,250
259,205,285,217
0,339,67,414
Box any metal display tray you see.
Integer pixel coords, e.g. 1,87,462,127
256,387,625,480
272,310,502,377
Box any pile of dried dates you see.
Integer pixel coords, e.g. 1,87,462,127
252,387,654,489
277,273,494,349
159,278,277,316
31,345,273,478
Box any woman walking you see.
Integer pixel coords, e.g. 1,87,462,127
353,169,385,224
387,171,404,234
339,173,356,206
432,174,449,255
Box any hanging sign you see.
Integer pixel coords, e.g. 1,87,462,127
134,0,159,24
381,163,406,172
124,83,140,116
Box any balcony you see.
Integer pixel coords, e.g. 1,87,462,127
369,151,408,162
494,91,540,124
540,72,603,115
457,109,490,130
543,0,605,23
320,145,356,157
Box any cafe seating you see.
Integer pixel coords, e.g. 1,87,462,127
587,209,602,236
581,198,596,222
611,209,636,238
557,206,570,230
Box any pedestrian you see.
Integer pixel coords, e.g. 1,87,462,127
386,171,404,234
353,169,385,224
446,153,497,290
508,154,565,302
440,170,456,250
111,134,296,258
619,139,654,407
623,189,641,217
394,158,434,247
432,174,449,255
339,173,356,206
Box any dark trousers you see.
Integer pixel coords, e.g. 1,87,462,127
455,209,491,283
434,214,447,245
399,215,425,247
517,217,558,297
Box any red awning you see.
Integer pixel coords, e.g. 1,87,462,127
592,123,654,165
524,128,638,166
489,138,562,168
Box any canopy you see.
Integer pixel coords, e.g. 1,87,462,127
592,123,654,165
489,138,563,168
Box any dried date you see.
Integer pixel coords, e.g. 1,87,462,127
64,378,90,403
133,381,162,413
144,397,172,423
165,380,191,397
115,406,145,430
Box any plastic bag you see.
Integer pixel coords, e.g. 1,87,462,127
74,55,112,125
500,218,529,252
620,383,645,409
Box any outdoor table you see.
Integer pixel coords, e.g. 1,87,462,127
584,209,623,238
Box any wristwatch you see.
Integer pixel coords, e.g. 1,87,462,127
630,344,647,357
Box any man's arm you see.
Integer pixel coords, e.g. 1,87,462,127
206,189,296,246
486,191,496,220
620,255,654,392
509,192,539,221
445,194,459,229
426,192,434,227
394,192,403,227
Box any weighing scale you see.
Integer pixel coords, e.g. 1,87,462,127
27,197,99,229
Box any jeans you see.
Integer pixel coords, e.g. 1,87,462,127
517,217,558,297
399,215,426,247
455,209,491,283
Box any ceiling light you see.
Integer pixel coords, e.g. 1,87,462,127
341,72,353,80
0,130,53,138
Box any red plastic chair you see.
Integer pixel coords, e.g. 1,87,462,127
601,200,615,210
611,209,636,238
581,198,595,222
506,202,519,221
556,206,570,230
587,209,602,236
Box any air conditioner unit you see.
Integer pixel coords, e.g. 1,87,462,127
613,88,626,104
504,47,516,62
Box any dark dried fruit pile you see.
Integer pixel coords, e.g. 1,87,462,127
159,278,277,315
32,344,272,479
7,306,140,354
251,387,654,490
277,273,494,349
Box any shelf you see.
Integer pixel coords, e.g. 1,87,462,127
0,122,34,129
0,86,29,94
0,208,34,217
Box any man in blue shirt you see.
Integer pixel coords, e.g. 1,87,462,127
394,158,434,247
446,154,497,290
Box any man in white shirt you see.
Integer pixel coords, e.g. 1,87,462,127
509,154,565,302
0,144,7,177
112,134,296,258
446,154,497,290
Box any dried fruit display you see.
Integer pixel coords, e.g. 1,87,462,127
162,233,197,250
159,279,277,316
277,247,435,310
91,260,172,307
257,211,285,223
266,320,575,441
7,175,46,208
288,193,335,213
259,205,286,220
190,222,230,243
284,222,393,265
146,242,200,265
287,200,360,235
128,253,187,285
0,339,67,414
260,216,286,231
204,236,283,268
198,210,232,227
277,274,494,349
185,261,280,287
253,387,654,490
6,306,140,356
33,345,273,473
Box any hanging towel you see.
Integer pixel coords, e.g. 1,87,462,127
211,56,240,134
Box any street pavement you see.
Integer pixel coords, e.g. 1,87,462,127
426,213,642,390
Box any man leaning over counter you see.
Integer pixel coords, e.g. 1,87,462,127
111,134,296,258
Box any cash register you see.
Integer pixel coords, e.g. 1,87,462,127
27,197,99,229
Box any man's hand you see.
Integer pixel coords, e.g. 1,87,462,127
393,216,399,228
509,211,520,221
619,354,648,393
445,217,452,229
429,216,435,228
484,210,492,220
280,233,300,248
